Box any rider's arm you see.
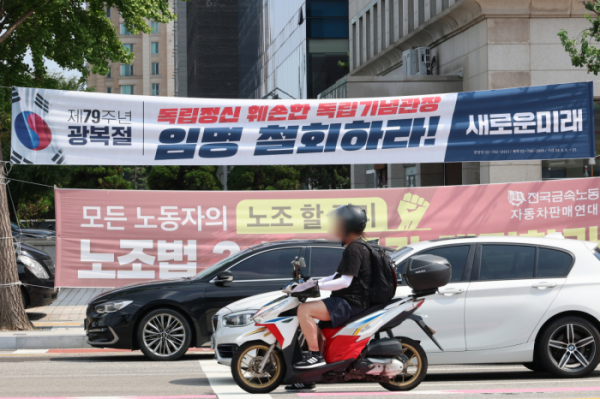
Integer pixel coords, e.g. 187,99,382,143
317,275,353,291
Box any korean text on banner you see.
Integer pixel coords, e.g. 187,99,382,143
56,178,600,288
11,82,595,166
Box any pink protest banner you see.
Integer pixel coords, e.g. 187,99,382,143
55,178,600,287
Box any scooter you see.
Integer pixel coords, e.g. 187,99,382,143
230,254,451,394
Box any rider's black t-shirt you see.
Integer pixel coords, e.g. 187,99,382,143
330,240,372,308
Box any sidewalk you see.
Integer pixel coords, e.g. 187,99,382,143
27,287,108,326
0,288,108,350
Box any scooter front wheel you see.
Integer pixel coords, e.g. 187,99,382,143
380,337,428,392
231,342,286,394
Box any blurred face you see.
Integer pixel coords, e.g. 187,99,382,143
327,215,345,240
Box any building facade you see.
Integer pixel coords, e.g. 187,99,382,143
239,0,350,99
87,3,175,97
330,0,600,188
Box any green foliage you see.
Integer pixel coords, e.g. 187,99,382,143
300,165,350,190
228,166,302,191
16,197,51,227
558,1,600,74
147,166,222,191
337,52,350,71
123,166,149,190
69,166,132,189
0,0,176,82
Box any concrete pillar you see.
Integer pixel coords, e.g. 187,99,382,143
462,162,480,185
389,164,407,188
352,164,369,189
142,34,150,95
402,0,409,36
480,161,542,184
424,0,432,22
436,0,443,14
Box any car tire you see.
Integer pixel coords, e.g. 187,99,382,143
137,308,192,361
537,316,600,378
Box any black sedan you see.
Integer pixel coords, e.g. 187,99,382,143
16,242,58,308
85,239,351,360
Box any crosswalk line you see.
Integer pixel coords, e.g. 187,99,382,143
199,359,272,399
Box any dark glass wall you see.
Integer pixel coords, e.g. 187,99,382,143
306,0,349,98
238,0,261,99
187,0,239,98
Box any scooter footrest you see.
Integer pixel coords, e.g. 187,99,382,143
285,359,355,385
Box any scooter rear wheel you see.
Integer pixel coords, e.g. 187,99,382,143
231,342,286,394
379,337,428,392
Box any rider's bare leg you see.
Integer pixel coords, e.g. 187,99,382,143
298,301,331,352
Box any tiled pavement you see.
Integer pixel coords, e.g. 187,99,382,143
27,288,109,325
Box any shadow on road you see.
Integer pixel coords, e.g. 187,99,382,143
48,354,215,362
26,312,47,320
170,378,207,386
424,370,600,382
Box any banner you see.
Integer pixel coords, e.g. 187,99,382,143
56,178,600,288
12,82,595,166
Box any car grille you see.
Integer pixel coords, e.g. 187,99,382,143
217,344,238,359
212,314,219,332
43,259,55,276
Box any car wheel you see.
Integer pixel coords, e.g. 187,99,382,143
137,308,192,361
538,316,600,378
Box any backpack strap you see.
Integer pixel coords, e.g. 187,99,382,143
352,240,373,292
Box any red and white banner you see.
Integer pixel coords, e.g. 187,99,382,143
55,178,600,287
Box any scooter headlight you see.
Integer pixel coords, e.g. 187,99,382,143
222,311,256,327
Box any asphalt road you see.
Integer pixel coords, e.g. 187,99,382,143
3,351,600,399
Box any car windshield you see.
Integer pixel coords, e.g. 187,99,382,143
10,222,18,230
193,247,253,280
391,246,413,264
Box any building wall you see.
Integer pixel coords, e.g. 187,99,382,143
187,0,239,98
346,0,596,187
87,1,175,97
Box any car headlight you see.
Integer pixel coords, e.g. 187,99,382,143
222,311,256,327
95,300,133,314
19,255,49,279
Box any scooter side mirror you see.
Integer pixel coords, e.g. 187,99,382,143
298,257,306,268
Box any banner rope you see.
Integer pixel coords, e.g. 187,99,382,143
0,281,54,289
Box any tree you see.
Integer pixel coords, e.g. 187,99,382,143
69,166,132,190
228,166,301,190
558,1,600,74
147,166,222,191
300,165,350,190
0,140,33,330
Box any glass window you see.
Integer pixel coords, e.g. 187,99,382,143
121,64,133,76
152,62,159,75
121,85,134,95
423,245,471,283
120,23,132,35
151,21,159,34
106,87,112,93
310,247,344,277
107,67,111,79
537,248,573,278
151,42,159,54
123,44,133,54
152,83,159,96
480,245,535,281
307,0,348,17
229,248,303,280
106,7,111,17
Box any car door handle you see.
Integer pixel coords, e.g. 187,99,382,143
438,288,464,296
532,281,557,289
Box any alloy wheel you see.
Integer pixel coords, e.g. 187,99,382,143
547,323,597,372
143,313,186,357
388,342,423,387
236,344,282,389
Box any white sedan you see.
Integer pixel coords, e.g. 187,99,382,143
212,234,600,378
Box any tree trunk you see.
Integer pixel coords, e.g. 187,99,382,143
0,138,33,330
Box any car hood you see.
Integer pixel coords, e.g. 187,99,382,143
15,241,52,260
90,278,190,303
217,291,283,315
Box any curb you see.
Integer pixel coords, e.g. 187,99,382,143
0,330,91,350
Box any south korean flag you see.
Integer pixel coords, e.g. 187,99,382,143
11,87,65,165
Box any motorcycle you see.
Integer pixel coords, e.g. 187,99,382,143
230,254,451,394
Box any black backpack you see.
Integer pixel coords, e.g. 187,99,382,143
356,241,397,305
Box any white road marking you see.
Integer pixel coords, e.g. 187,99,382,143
199,359,273,399
12,349,49,354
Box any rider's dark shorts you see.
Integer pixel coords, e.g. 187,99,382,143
320,297,365,329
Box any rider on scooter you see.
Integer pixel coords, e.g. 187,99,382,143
285,205,372,391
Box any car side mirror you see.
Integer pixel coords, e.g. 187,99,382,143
215,271,233,284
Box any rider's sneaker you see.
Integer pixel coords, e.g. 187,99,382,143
285,383,317,392
294,351,326,369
